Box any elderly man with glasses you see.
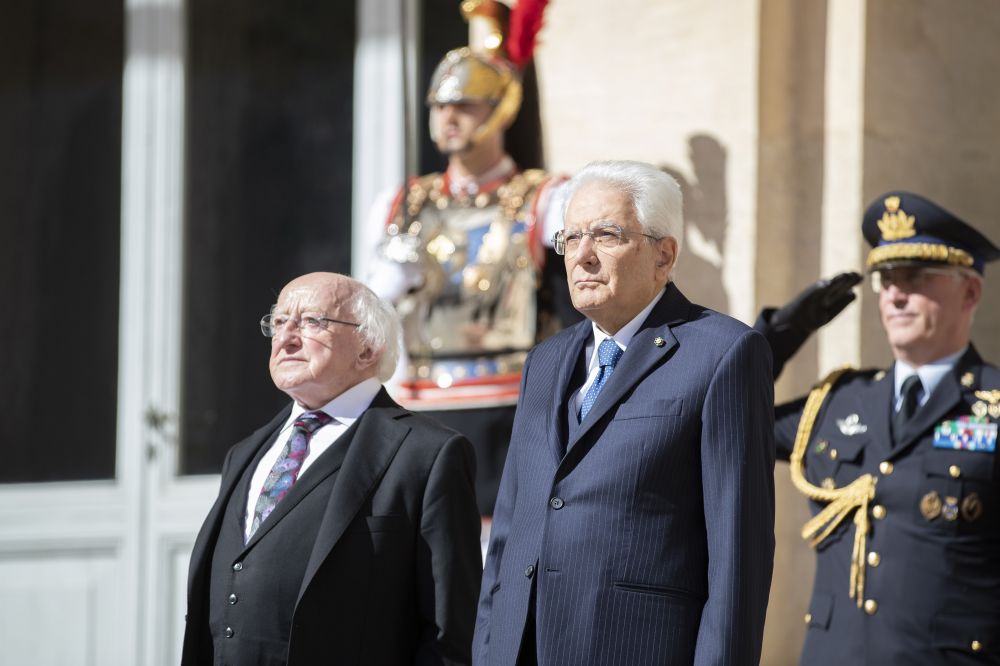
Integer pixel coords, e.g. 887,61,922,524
474,160,776,666
755,191,1000,665
182,272,482,666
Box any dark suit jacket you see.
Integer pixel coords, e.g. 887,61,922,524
182,389,482,665
474,284,776,666
771,347,1000,665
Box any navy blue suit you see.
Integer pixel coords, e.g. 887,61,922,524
474,284,775,666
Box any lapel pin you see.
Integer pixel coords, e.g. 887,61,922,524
962,372,975,388
653,336,665,348
874,370,886,382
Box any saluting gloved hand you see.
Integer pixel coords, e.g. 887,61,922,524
755,271,863,380
769,271,863,333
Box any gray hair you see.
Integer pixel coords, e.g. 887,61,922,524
563,160,684,259
350,282,402,382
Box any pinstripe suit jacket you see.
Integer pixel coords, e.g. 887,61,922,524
473,284,775,666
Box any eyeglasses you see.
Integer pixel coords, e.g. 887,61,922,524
869,266,970,294
260,313,360,338
552,224,660,256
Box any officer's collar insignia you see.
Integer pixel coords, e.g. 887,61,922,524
877,196,917,241
961,372,975,388
836,413,868,436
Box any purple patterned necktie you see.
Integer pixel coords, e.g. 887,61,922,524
248,410,333,540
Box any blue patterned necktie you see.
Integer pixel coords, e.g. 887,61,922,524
580,338,624,420
248,410,333,539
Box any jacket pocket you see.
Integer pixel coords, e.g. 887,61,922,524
931,612,1000,657
614,398,683,421
612,580,706,603
805,592,834,630
346,514,407,533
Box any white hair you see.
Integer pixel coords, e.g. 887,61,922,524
350,282,402,382
563,159,684,259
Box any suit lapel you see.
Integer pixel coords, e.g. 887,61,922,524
858,367,894,458
890,347,983,458
242,417,356,548
550,322,592,462
297,389,410,599
564,284,689,454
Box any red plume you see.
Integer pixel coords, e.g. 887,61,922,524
507,0,550,69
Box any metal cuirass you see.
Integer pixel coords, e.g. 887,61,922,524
379,169,550,409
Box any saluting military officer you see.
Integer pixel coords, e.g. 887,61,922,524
757,191,1000,665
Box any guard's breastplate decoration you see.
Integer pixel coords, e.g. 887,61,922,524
379,169,550,410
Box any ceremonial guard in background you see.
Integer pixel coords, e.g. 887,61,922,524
757,192,1000,664
367,0,576,521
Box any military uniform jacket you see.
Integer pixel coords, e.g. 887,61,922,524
775,346,1000,665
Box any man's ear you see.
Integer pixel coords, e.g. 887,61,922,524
964,274,983,311
654,236,678,277
357,345,378,371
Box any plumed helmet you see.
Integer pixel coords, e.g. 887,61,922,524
426,0,523,146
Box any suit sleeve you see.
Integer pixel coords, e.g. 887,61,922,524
694,329,775,666
472,350,530,664
415,433,482,666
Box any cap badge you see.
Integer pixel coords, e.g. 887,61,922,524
877,195,917,241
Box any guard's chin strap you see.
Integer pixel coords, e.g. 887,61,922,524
789,366,878,608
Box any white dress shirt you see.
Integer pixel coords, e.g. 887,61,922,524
893,346,967,412
243,377,382,540
572,288,667,414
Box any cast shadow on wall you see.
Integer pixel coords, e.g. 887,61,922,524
660,133,729,315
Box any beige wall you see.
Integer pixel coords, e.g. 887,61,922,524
535,2,1000,664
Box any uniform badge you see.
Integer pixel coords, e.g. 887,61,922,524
653,336,666,348
961,493,983,522
874,370,887,382
934,416,997,452
942,496,960,522
974,390,1000,419
920,490,942,520
836,413,868,436
961,372,975,388
814,439,828,454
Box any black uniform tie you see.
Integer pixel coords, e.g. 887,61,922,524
892,374,923,445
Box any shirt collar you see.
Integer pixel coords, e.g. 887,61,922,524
588,287,666,364
446,155,515,197
894,346,968,402
288,376,382,429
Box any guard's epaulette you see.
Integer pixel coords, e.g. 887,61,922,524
518,168,549,187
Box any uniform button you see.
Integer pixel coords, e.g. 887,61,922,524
829,448,839,461
872,505,887,520
224,627,234,638
524,564,535,578
867,551,881,567
879,461,893,475
949,465,961,478
803,613,812,624
863,599,878,615
549,497,564,510
972,640,983,653
228,593,238,605
232,562,243,572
